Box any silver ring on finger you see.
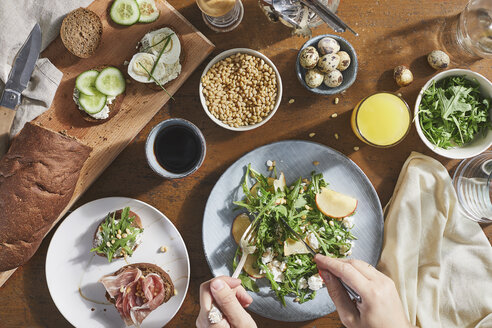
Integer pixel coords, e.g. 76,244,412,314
208,304,223,324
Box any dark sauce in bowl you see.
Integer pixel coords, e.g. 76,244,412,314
153,125,201,174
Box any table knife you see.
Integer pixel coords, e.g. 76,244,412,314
0,23,42,156
278,216,362,302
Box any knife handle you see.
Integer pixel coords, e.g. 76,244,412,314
0,106,16,157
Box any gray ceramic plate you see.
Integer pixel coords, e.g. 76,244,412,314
202,140,383,322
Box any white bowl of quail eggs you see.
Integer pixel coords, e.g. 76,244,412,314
296,34,358,95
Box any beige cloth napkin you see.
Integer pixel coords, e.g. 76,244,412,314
377,152,492,328
0,0,92,138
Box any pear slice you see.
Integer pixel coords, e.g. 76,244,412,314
243,253,265,278
284,238,310,256
315,187,358,219
232,213,251,244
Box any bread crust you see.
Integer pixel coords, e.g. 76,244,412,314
0,123,91,271
60,8,102,58
105,263,175,304
92,209,143,259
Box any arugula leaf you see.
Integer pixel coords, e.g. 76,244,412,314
418,76,491,149
239,274,259,292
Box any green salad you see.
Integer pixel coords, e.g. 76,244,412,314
91,207,143,262
232,164,357,305
418,76,491,149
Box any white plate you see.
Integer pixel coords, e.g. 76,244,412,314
202,140,384,322
46,197,190,328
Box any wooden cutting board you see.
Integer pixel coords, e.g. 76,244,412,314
0,0,214,286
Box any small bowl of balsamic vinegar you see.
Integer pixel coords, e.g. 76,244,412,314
145,118,206,179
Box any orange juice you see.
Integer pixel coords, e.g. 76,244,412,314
351,93,411,147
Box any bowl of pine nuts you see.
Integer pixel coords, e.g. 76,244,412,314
199,48,283,131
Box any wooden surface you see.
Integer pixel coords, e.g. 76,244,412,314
1,0,491,327
0,0,214,287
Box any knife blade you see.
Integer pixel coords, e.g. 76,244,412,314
0,23,42,156
278,216,362,302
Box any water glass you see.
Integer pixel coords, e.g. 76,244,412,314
457,0,492,58
452,151,492,223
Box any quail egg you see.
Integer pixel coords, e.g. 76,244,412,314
305,68,324,88
427,50,450,70
140,27,181,64
318,37,340,55
393,65,413,87
299,46,320,69
337,51,351,71
318,54,340,73
324,70,343,88
128,52,166,83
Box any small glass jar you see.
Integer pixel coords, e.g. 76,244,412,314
456,0,492,59
351,93,411,148
196,0,244,32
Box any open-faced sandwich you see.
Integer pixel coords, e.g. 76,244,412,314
99,263,174,326
127,27,181,91
73,66,126,122
91,207,143,262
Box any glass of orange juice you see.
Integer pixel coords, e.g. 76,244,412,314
351,92,411,148
196,0,244,32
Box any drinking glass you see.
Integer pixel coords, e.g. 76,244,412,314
456,0,492,58
196,0,244,32
452,151,492,223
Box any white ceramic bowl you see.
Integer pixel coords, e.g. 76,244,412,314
199,48,283,131
414,69,492,159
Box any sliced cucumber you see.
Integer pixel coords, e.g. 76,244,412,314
95,67,126,97
79,91,107,114
110,0,140,26
75,70,99,96
137,0,159,23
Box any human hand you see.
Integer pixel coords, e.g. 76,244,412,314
315,254,413,328
196,276,257,328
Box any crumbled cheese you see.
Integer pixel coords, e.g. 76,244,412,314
308,274,324,291
261,247,274,264
270,265,284,283
295,258,303,266
307,232,319,250
319,227,326,233
342,217,354,229
299,277,308,289
266,160,273,167
340,241,354,256
279,261,287,272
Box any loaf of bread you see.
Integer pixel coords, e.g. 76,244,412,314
0,123,91,271
60,8,103,58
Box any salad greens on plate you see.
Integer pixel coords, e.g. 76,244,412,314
418,76,491,149
232,164,357,305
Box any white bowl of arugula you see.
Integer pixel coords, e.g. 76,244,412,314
415,69,492,159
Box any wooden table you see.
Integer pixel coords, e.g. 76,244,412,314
1,0,491,327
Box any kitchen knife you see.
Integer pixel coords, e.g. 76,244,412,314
0,23,42,156
278,216,362,302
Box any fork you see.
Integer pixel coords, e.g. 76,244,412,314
232,217,259,279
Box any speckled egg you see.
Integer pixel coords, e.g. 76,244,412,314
324,69,343,88
305,68,324,88
317,37,340,55
299,46,320,69
427,50,450,70
337,51,351,71
318,54,340,73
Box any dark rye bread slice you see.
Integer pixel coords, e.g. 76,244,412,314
106,263,175,304
93,209,143,259
0,122,91,272
77,65,125,124
61,8,103,58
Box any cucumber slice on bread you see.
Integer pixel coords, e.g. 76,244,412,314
78,91,107,114
95,67,126,97
75,70,99,96
137,0,159,23
110,0,140,26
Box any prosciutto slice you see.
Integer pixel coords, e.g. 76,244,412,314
99,268,166,326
